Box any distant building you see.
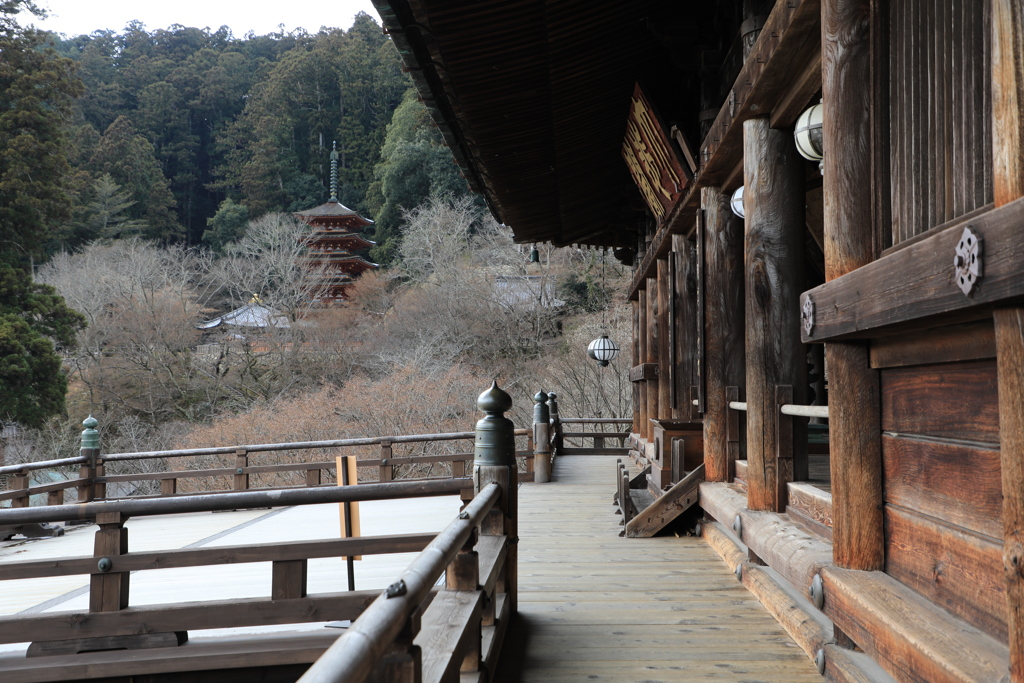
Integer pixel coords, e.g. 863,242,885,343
293,143,378,303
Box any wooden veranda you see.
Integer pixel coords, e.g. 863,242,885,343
496,454,820,683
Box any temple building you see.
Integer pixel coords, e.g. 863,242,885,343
293,143,378,303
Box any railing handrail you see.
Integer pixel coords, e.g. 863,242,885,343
726,401,829,418
558,418,633,424
298,482,501,683
780,404,829,418
0,476,471,525
0,428,529,475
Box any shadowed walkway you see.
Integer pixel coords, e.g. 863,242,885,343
494,456,820,682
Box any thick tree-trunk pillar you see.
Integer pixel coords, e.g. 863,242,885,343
822,0,884,571
657,260,672,421
646,277,660,443
672,235,700,423
638,290,649,442
702,187,746,483
743,117,806,512
632,299,641,436
992,6,1024,678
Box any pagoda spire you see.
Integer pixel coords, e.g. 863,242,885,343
329,141,339,203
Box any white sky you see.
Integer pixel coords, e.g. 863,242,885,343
31,0,382,38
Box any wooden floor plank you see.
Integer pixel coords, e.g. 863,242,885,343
494,455,821,682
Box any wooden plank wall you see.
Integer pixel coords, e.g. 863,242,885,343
874,325,1006,641
889,0,993,244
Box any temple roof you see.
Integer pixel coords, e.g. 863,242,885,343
294,201,374,225
370,0,699,248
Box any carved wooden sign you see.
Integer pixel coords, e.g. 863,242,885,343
622,83,689,223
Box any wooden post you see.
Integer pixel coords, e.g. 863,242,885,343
447,532,481,673
547,393,562,455
993,10,1024,677
995,308,1024,682
233,449,248,491
79,416,100,507
742,117,806,512
646,277,660,442
533,391,551,483
90,511,129,612
632,299,641,435
638,289,649,443
822,0,884,571
93,457,106,502
473,382,518,615
379,441,393,482
657,259,672,421
306,468,321,487
272,559,308,600
160,477,177,497
672,235,700,423
10,471,28,509
702,187,746,483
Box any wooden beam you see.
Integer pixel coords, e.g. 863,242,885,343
995,307,1024,682
0,591,381,644
742,118,806,513
820,567,1009,683
701,187,745,483
627,0,823,301
801,198,1024,342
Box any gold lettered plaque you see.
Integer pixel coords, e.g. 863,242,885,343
622,83,689,223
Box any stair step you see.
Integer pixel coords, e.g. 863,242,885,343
628,488,655,515
786,481,833,540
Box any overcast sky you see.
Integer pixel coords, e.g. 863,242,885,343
31,0,382,38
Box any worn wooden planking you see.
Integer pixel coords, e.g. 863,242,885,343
625,464,703,538
821,566,1009,683
880,360,999,443
882,434,1002,538
884,505,1006,640
869,320,996,369
494,456,820,682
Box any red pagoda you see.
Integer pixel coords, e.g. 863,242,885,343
293,142,378,303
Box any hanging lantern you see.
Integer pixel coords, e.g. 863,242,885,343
528,244,540,263
794,102,824,161
587,335,620,366
730,185,745,218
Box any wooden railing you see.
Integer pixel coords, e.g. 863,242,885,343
0,478,468,653
0,425,533,516
0,382,521,682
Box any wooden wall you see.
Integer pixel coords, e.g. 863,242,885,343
874,324,1005,640
889,0,993,245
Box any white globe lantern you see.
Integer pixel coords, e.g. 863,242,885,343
587,335,620,367
730,185,745,218
794,102,824,161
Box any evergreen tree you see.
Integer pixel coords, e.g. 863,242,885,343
366,89,472,264
202,197,249,251
89,115,181,241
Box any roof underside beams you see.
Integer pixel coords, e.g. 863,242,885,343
373,0,690,248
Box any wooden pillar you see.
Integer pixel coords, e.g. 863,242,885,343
657,260,672,421
646,277,660,442
638,290,649,442
742,117,806,512
672,235,699,423
632,299,641,435
702,187,746,483
233,449,248,491
822,0,884,571
90,512,129,612
992,8,1024,677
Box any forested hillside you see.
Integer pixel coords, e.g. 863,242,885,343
49,12,441,249
0,2,629,477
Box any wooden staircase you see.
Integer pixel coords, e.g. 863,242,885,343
614,460,705,538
